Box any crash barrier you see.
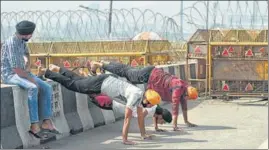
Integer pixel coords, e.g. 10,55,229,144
27,40,187,75
187,29,268,98
0,62,197,149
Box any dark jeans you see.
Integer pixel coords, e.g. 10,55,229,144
102,62,154,84
44,67,104,94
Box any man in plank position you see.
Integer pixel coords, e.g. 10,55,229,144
112,99,172,132
72,61,173,131
90,61,199,131
37,64,161,145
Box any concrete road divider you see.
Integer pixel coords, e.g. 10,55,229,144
1,85,24,149
75,93,95,131
60,86,83,135
87,97,106,127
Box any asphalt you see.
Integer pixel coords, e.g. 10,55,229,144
31,98,268,149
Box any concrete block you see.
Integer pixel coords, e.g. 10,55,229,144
87,97,106,127
12,85,40,148
50,82,70,139
100,109,116,124
1,85,23,149
75,93,94,131
61,86,83,135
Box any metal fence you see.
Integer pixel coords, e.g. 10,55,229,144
1,1,268,42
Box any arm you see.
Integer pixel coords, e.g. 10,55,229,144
180,95,197,127
24,46,31,72
142,108,148,118
180,95,188,123
171,89,181,130
137,107,153,140
153,116,158,130
137,106,146,137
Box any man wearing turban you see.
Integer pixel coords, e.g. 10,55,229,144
1,20,59,139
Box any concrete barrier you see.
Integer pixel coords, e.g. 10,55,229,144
101,109,116,125
87,97,106,127
75,93,94,131
0,63,194,148
60,86,84,135
48,82,70,140
1,85,24,149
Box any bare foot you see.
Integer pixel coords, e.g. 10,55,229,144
173,126,184,132
49,64,60,73
123,140,137,145
30,123,41,133
41,119,54,130
90,61,100,73
37,66,46,76
100,60,110,65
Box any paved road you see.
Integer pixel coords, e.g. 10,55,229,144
32,99,268,149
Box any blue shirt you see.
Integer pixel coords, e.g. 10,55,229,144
1,35,29,82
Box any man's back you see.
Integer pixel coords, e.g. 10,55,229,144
147,68,179,102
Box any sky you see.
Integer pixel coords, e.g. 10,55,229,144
1,1,267,20
1,1,186,16
1,1,268,41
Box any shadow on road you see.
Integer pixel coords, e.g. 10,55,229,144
237,103,268,107
130,137,208,149
157,124,237,131
184,125,236,131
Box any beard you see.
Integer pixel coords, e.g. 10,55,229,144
22,38,29,42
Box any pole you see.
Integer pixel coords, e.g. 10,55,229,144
108,0,113,39
180,0,183,38
205,1,209,97
206,1,209,30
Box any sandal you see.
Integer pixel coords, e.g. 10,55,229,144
41,128,61,134
29,130,48,139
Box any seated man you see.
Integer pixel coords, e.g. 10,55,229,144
37,64,161,145
1,20,59,139
90,61,199,131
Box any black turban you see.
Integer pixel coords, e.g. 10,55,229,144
16,20,36,35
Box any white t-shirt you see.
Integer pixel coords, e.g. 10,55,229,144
132,105,157,118
112,100,157,118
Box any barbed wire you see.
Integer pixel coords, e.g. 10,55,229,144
1,1,268,42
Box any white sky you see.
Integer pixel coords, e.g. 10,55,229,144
1,1,186,16
1,1,267,18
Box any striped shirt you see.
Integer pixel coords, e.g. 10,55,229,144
1,35,29,82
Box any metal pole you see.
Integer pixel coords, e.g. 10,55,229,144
206,1,209,30
108,0,113,39
205,1,209,97
180,0,183,37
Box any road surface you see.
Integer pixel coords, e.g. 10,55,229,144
32,99,268,149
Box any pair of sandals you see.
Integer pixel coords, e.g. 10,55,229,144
29,128,61,139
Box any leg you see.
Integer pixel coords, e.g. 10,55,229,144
6,74,40,133
100,61,154,84
31,74,61,134
102,61,132,77
44,69,91,94
49,64,85,80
